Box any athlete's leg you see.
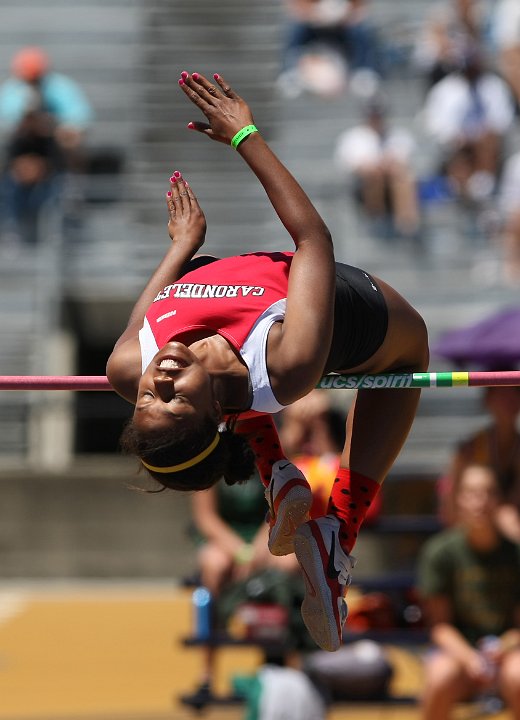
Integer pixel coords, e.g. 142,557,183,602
294,279,428,651
235,416,313,556
235,415,285,487
330,278,429,550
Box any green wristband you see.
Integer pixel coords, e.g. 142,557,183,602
231,124,258,150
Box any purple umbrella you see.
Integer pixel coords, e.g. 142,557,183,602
432,306,520,369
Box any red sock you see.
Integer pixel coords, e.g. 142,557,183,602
235,415,284,487
327,468,380,553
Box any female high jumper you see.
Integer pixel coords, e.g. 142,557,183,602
107,71,429,652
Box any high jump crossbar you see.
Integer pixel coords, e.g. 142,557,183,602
0,371,519,391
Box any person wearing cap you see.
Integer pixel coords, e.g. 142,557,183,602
0,46,93,155
0,47,93,247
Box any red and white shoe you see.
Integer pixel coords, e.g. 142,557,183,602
265,460,313,557
293,515,356,652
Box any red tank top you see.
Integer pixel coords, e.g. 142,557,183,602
144,251,292,349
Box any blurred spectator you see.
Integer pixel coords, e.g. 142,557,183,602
278,389,382,522
334,97,420,240
438,385,520,543
491,0,520,106
413,0,488,92
233,664,326,720
421,45,515,205
0,47,94,250
418,464,520,720
496,151,520,286
189,470,300,693
278,0,383,98
0,46,93,171
0,109,64,248
277,389,344,459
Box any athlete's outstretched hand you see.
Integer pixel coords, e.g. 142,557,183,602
166,170,206,252
178,71,255,145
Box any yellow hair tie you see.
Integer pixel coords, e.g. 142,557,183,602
141,432,220,474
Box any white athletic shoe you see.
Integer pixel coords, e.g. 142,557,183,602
265,460,313,557
293,515,356,652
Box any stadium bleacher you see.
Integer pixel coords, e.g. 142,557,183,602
0,0,517,561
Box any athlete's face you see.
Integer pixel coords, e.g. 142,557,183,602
133,342,220,432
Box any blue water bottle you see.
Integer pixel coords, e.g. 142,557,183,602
192,586,212,640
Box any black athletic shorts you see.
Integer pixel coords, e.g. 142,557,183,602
324,263,388,373
183,256,388,372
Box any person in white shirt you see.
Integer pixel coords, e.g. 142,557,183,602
334,98,420,238
422,46,515,203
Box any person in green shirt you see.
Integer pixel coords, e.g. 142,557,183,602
417,463,520,719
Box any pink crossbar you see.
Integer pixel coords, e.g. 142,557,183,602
0,371,520,391
0,376,112,390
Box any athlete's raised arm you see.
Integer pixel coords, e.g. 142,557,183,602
179,71,335,401
106,174,206,402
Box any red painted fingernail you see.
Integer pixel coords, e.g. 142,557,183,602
174,170,182,178
183,180,189,187
170,176,177,183
187,121,195,129
213,73,219,80
167,191,172,197
181,71,188,79
192,72,199,80
178,78,184,86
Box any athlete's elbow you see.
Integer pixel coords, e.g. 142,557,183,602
295,223,333,251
